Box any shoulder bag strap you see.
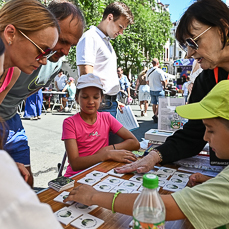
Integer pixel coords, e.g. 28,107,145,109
147,68,156,78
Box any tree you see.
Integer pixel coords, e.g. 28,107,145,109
0,0,5,7
112,0,172,74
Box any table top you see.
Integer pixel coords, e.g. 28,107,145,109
38,161,194,229
42,91,67,94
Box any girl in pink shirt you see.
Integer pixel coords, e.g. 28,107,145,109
62,73,140,177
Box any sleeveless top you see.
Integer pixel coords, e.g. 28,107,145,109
0,67,14,93
138,73,147,85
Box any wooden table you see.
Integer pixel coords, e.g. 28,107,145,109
38,161,194,229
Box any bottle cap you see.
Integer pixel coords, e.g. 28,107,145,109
142,174,158,189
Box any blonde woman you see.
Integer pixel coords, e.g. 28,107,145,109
0,0,59,104
135,67,150,116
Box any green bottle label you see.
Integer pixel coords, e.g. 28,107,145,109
133,217,165,229
171,120,181,129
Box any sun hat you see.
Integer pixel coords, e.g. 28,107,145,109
76,73,104,90
69,77,75,81
176,80,229,120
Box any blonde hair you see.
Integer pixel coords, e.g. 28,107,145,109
0,0,59,34
139,67,148,77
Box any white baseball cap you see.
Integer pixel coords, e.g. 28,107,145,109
76,73,104,90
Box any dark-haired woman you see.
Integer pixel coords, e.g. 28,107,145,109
0,0,59,104
116,0,229,175
66,1,229,228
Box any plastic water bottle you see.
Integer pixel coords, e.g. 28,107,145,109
133,174,165,229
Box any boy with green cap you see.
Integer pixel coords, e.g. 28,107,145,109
64,80,229,229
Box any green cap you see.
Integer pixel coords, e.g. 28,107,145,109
176,80,229,120
143,174,158,189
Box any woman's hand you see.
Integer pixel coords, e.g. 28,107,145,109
16,162,30,182
114,150,160,174
107,150,137,163
189,173,211,187
64,185,97,206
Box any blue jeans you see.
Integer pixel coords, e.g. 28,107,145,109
150,90,165,105
98,100,118,118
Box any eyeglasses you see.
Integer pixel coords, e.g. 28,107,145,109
179,27,212,52
18,30,56,60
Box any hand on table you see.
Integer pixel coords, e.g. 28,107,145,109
64,185,97,206
108,150,137,163
189,172,211,187
16,162,30,182
114,150,160,174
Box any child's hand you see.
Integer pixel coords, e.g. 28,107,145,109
189,173,211,187
108,150,137,163
63,184,97,206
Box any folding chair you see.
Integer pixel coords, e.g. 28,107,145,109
68,100,76,112
57,151,67,177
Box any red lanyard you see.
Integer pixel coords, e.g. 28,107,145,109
214,67,229,83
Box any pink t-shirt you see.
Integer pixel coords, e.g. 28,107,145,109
0,67,14,93
62,112,123,177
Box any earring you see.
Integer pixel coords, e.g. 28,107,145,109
8,41,12,45
226,36,229,44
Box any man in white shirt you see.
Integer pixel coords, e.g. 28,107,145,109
76,2,134,117
54,69,67,91
146,58,166,123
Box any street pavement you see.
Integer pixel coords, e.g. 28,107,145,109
21,103,157,190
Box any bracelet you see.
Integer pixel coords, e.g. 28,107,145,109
151,149,163,163
113,144,115,150
112,191,121,213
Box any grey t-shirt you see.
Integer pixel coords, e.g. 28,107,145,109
0,59,62,120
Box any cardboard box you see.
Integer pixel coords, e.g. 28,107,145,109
144,129,174,142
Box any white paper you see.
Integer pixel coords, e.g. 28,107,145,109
93,181,116,192
68,203,98,214
53,191,74,205
102,176,124,185
77,177,101,186
116,105,139,131
107,169,125,177
55,207,82,225
86,171,107,179
70,214,104,229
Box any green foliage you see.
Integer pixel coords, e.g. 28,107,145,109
0,0,5,7
64,0,172,74
112,0,172,74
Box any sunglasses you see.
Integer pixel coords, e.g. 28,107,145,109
18,30,56,60
179,27,212,52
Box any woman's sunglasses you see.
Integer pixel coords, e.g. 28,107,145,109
179,27,211,52
18,30,56,60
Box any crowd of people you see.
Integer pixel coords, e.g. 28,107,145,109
0,0,229,228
